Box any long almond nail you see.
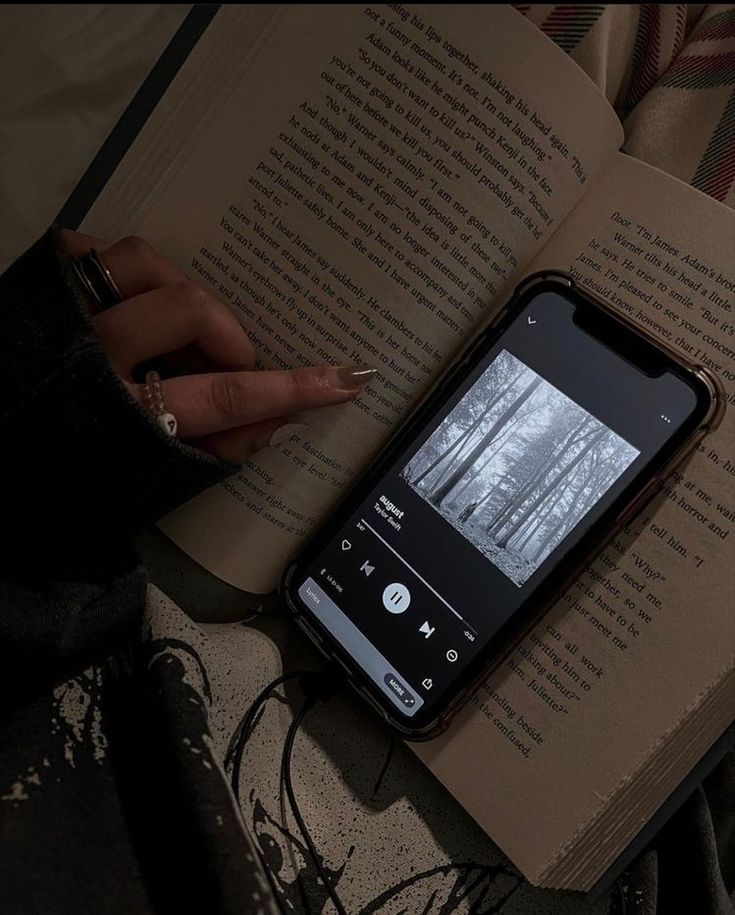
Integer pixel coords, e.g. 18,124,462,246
331,364,378,389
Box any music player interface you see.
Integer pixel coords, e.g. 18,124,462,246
296,294,693,721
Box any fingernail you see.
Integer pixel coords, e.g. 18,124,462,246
268,422,308,448
331,364,378,390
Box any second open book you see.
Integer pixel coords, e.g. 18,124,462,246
79,5,734,891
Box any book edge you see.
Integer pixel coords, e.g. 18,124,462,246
536,664,733,886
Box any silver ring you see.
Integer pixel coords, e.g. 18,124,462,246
89,248,123,302
71,248,123,313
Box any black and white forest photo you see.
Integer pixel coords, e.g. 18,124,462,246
401,351,640,586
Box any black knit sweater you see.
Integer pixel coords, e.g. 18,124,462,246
0,227,277,914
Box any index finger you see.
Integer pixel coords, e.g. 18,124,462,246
151,363,377,438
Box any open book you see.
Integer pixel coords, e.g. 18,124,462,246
77,4,734,892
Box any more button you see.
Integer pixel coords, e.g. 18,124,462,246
383,672,416,708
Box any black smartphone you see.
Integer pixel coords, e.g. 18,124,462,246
281,273,723,739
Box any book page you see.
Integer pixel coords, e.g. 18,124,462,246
415,153,735,888
80,4,621,591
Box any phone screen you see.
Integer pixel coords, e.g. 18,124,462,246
288,288,708,730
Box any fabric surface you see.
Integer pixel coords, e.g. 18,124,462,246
0,4,190,272
0,5,733,915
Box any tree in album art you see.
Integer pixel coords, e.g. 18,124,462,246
401,351,639,586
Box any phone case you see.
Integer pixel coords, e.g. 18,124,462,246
281,271,725,740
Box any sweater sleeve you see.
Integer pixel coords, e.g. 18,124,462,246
0,225,238,684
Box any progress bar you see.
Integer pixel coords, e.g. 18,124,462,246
359,518,477,636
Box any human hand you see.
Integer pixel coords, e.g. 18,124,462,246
60,230,375,462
